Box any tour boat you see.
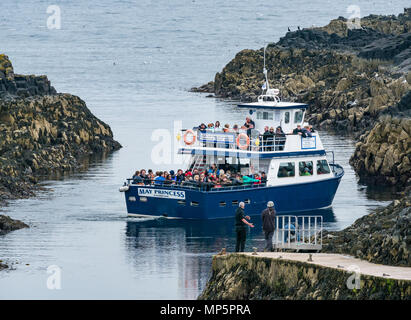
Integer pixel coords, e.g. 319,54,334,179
120,55,344,219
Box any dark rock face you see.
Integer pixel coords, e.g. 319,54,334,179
214,46,409,132
0,55,122,204
349,117,411,188
0,54,56,99
0,214,29,235
278,13,411,72
190,81,214,93
199,254,411,300
322,192,411,267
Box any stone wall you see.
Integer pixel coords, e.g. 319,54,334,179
199,254,411,300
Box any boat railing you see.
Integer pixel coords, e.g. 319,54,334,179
329,163,344,177
273,215,323,252
179,128,288,152
126,178,267,191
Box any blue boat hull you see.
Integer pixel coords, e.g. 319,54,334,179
124,174,343,219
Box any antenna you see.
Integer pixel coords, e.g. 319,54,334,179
263,45,270,92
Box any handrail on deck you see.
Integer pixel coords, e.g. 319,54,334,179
273,215,323,252
126,178,267,191
180,128,289,152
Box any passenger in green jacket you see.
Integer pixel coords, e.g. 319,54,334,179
242,175,260,185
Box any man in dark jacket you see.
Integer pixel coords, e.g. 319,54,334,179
261,201,276,251
235,202,254,252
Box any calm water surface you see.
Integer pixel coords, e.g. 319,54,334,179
0,0,407,299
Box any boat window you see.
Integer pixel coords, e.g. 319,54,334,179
294,109,304,123
299,161,313,176
177,200,186,205
244,199,251,204
284,111,290,124
129,196,137,202
277,162,295,178
232,200,239,206
219,201,226,207
190,201,199,207
138,196,147,202
257,111,273,120
317,160,331,175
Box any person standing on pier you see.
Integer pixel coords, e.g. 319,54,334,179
235,202,254,252
261,201,276,252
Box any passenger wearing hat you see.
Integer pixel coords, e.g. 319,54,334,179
261,201,276,252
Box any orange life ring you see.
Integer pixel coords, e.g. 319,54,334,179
236,133,250,150
184,129,196,145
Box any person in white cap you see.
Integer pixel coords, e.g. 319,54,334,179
261,201,276,252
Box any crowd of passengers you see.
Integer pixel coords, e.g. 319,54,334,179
195,118,315,151
131,165,268,189
196,117,315,138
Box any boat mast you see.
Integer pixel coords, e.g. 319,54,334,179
263,45,270,92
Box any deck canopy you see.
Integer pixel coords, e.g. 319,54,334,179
238,101,308,110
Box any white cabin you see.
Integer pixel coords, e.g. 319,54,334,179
238,89,307,134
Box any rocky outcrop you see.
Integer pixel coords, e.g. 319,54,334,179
199,254,411,300
190,81,214,93
322,192,411,267
0,55,121,204
214,46,410,133
0,214,29,235
349,116,411,187
0,54,56,99
198,9,411,189
278,12,411,72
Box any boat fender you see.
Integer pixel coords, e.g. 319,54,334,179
119,186,129,192
183,129,196,145
236,133,250,150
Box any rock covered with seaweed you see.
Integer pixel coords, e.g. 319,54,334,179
0,54,121,204
322,190,411,267
0,214,29,235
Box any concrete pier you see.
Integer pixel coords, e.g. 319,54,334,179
242,252,411,281
199,252,411,300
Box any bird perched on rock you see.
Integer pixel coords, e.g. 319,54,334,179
288,27,290,32
217,248,226,255
297,26,301,30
